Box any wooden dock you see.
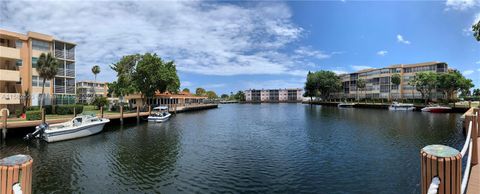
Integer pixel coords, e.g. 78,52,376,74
0,104,218,138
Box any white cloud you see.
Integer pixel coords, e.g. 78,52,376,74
477,68,480,71
294,46,331,59
463,70,475,75
332,70,348,75
244,79,304,89
351,65,373,71
476,60,480,64
181,81,193,88
445,0,479,10
377,50,388,56
203,83,226,89
0,1,315,81
397,34,411,44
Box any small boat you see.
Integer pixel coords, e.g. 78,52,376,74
389,102,415,111
421,105,452,113
338,102,356,108
24,114,110,142
147,106,171,123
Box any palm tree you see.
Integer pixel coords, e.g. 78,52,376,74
92,65,101,83
37,53,59,110
390,74,401,101
356,79,366,102
91,65,101,101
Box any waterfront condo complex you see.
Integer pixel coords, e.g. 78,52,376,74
245,88,304,103
333,61,448,100
0,29,76,112
76,81,109,104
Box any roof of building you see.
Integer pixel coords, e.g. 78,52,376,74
245,88,303,91
0,29,76,45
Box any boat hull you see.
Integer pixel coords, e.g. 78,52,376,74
42,120,109,142
421,107,452,113
148,114,171,122
388,106,415,111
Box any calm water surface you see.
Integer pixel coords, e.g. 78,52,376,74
0,104,465,193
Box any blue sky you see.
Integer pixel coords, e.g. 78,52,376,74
1,0,479,95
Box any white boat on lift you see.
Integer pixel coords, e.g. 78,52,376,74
147,106,171,123
389,102,415,111
24,114,110,143
421,105,452,113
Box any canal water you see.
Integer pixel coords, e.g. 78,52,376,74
0,104,465,193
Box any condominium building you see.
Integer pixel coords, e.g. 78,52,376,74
245,88,304,103
76,81,109,104
333,61,448,100
0,29,76,112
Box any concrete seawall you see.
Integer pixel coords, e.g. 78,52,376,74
304,101,470,113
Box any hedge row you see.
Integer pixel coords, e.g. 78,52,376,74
26,111,41,121
25,105,84,115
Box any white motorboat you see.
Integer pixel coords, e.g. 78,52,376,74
389,102,415,111
421,105,452,113
147,106,171,123
338,102,356,108
24,114,110,143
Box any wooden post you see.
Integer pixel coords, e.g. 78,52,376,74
120,105,124,124
472,109,479,165
420,145,461,194
100,106,104,118
41,108,45,124
0,154,33,194
136,105,140,122
2,110,7,140
73,106,76,117
148,105,152,115
174,104,177,114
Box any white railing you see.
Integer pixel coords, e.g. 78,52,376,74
460,112,476,194
54,49,64,59
66,69,75,77
54,85,65,93
66,51,75,60
56,68,65,76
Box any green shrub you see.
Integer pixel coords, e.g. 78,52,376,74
26,105,53,114
26,111,41,121
15,109,23,118
55,105,84,115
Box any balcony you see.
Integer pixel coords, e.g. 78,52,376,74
0,93,20,104
54,85,65,93
54,49,65,59
56,68,65,76
66,51,75,60
66,69,75,77
0,69,20,82
66,86,75,94
0,46,21,59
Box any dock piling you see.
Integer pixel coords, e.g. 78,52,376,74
472,109,479,165
120,106,124,125
148,105,151,115
2,109,7,140
41,108,45,124
73,106,76,117
0,154,33,194
420,145,461,194
136,106,140,123
100,106,104,118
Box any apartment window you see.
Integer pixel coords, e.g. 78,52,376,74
32,76,38,86
32,39,50,51
15,40,23,48
32,57,38,68
32,76,50,87
16,60,22,66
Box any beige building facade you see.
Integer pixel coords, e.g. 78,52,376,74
0,29,76,112
245,88,304,103
334,61,448,100
76,81,109,104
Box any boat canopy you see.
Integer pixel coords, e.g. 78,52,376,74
153,106,168,110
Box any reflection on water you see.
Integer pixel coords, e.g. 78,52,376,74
0,104,464,193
